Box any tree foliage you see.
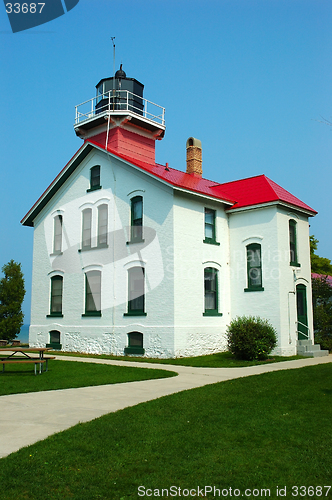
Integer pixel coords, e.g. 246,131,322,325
0,260,26,341
312,275,332,352
310,235,332,275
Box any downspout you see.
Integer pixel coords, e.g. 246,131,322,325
105,151,116,341
288,269,296,345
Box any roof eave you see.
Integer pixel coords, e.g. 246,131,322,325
226,200,317,217
21,143,94,227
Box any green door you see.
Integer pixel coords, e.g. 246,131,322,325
296,284,308,340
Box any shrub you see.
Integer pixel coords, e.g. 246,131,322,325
226,316,277,360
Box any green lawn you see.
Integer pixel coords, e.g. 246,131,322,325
52,350,305,367
0,360,176,396
0,363,331,499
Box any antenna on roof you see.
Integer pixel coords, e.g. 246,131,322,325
111,36,116,76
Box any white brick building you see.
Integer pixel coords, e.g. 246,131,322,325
21,67,319,357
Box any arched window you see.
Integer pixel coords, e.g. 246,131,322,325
88,165,101,192
130,196,143,242
82,208,92,249
83,270,101,316
98,204,108,247
125,266,146,316
53,215,62,254
48,275,63,317
47,330,62,350
203,267,222,316
289,220,299,266
246,243,264,291
124,331,145,355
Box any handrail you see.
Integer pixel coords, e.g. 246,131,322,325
74,90,165,128
296,320,310,340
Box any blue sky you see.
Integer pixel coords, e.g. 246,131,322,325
0,0,331,322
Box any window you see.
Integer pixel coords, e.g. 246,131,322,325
125,266,146,316
98,204,108,247
130,196,143,243
245,244,264,292
83,270,101,316
203,267,222,316
124,331,145,355
204,208,220,245
48,276,63,317
289,220,300,266
53,215,62,254
82,209,92,249
46,330,62,349
50,330,60,344
87,165,101,192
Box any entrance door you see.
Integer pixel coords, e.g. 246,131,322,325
296,284,308,340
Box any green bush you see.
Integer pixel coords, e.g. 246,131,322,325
227,316,277,360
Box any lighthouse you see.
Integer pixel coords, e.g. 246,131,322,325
73,65,165,165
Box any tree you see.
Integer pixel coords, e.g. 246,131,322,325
0,260,26,341
310,235,332,276
312,275,332,352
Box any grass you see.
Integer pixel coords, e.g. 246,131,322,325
0,363,331,499
51,350,305,367
0,360,176,396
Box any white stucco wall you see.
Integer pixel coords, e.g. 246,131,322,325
29,148,176,357
29,145,314,358
228,205,313,356
172,192,231,356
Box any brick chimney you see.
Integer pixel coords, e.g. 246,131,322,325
186,137,202,176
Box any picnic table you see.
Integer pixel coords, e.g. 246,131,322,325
0,348,55,375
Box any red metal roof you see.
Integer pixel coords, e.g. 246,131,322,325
89,139,317,215
210,174,317,214
21,140,317,226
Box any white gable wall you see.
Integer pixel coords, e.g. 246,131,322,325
29,149,177,357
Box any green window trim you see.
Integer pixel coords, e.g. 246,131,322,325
82,311,102,317
87,165,101,192
84,271,101,316
127,267,145,315
87,185,102,193
98,204,108,247
124,346,145,355
203,238,220,246
47,313,64,318
123,312,147,317
50,275,63,316
126,239,145,246
82,208,92,250
203,310,223,316
204,267,222,316
204,208,219,245
53,215,63,254
246,243,263,291
125,332,145,355
130,196,143,243
289,219,299,266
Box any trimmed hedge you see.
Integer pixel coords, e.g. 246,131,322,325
227,316,277,360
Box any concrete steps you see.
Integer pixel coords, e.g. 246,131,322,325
297,340,329,357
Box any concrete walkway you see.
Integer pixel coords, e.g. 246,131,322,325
1,354,331,458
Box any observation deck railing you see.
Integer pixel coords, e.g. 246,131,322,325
75,90,165,128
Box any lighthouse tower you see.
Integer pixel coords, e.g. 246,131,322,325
74,65,165,165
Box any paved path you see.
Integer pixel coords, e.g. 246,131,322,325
1,354,331,458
